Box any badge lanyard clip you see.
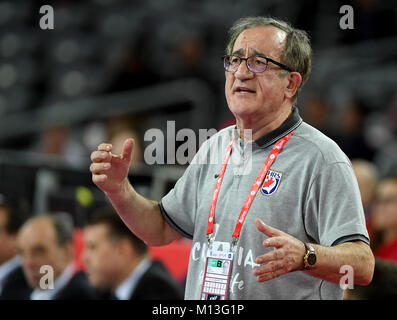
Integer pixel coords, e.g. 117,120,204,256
230,236,238,253
207,234,213,249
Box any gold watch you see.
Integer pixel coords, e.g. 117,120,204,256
303,243,316,270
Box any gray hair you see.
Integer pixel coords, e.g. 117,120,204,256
226,16,312,101
50,212,74,246
25,212,74,246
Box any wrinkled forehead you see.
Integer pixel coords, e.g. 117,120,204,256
232,26,287,58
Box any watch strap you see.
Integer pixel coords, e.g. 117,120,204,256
303,242,316,270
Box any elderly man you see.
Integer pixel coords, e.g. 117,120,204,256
90,16,374,300
16,214,97,300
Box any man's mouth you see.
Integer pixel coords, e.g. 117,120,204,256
234,87,256,93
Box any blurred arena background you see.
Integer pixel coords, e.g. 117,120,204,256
0,0,396,293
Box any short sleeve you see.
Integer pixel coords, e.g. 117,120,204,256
160,160,199,239
160,138,214,239
304,162,370,247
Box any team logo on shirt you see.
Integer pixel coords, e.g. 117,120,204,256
261,170,283,196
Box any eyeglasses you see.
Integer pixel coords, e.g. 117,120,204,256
222,54,293,73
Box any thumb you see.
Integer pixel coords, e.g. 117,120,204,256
121,138,134,163
255,218,282,237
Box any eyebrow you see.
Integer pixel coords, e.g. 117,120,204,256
231,48,266,56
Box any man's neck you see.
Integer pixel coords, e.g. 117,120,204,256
113,254,147,290
235,106,293,142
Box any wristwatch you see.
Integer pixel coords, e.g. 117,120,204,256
303,243,316,270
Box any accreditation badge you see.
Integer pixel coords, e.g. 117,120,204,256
200,249,233,300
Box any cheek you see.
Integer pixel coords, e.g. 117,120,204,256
92,249,116,272
225,75,233,100
257,76,278,98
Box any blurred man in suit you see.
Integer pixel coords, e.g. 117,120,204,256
0,195,29,298
83,208,183,300
14,213,97,300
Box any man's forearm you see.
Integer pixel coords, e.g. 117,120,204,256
305,241,374,286
105,179,181,246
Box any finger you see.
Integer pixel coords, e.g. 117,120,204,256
121,138,134,162
255,218,284,237
90,151,111,162
92,174,107,185
262,236,285,249
256,267,285,282
90,162,111,174
254,261,285,282
98,143,112,152
256,248,285,265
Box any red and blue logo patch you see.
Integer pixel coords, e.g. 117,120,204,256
261,170,282,196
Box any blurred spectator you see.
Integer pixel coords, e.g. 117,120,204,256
370,176,397,264
344,258,397,299
5,213,97,300
334,100,375,161
300,94,336,139
83,207,183,300
0,195,29,298
371,94,397,178
351,159,379,220
32,125,87,168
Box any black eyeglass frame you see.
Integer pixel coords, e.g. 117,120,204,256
222,54,293,73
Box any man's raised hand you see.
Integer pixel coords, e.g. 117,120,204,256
90,138,134,195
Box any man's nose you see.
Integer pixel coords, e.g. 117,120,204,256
234,59,254,80
23,252,37,269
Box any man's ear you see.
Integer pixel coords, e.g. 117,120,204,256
118,238,136,258
285,72,302,100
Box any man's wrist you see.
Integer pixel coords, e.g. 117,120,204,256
105,178,133,202
302,242,317,270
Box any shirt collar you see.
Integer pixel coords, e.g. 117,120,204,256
114,258,151,300
233,106,302,149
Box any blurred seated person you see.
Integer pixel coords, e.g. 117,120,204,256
8,213,97,300
0,195,29,298
34,125,86,168
344,258,397,299
83,207,183,300
334,100,375,161
370,176,397,264
351,159,378,221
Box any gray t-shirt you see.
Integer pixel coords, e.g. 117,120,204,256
160,107,369,300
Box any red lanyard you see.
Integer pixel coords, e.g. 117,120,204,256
206,130,295,246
